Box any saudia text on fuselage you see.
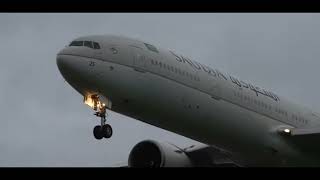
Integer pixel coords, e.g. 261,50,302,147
169,51,280,102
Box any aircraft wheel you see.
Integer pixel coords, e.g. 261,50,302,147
93,125,104,140
102,124,113,138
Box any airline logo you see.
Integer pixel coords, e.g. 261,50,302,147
169,51,279,102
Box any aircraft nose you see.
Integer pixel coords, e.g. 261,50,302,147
56,53,78,80
57,54,69,76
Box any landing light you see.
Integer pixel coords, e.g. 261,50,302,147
84,95,99,109
83,94,112,110
284,129,291,133
84,97,94,108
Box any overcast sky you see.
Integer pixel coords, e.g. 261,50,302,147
1,13,320,167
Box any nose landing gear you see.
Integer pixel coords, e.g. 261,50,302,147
93,122,113,140
93,108,113,139
84,94,113,140
93,97,113,140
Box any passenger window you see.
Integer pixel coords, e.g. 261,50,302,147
93,42,101,49
69,41,83,46
84,41,93,48
144,43,159,53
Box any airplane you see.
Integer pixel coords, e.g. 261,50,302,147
56,35,320,167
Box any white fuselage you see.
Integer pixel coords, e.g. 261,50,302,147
57,35,320,166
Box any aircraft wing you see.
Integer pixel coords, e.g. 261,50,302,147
278,126,320,153
181,144,241,167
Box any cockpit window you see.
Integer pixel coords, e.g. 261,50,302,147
84,41,93,48
69,40,101,50
93,42,101,49
144,43,158,53
69,41,83,46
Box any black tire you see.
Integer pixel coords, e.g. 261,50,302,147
93,125,103,140
102,124,113,138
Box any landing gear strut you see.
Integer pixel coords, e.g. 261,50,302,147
85,94,113,140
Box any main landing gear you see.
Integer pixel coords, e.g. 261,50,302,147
84,94,113,140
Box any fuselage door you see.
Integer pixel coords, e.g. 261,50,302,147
93,49,103,59
93,43,103,60
202,73,221,100
132,47,147,72
210,81,221,100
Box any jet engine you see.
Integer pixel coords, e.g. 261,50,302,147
128,140,193,167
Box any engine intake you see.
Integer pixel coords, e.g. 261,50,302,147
128,140,193,167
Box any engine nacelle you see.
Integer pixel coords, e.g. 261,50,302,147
128,140,193,167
